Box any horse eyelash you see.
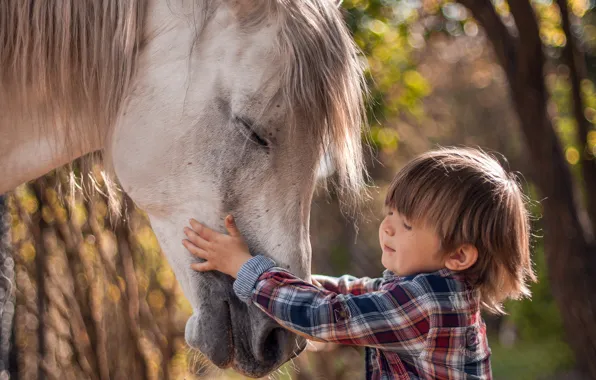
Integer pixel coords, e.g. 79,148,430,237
235,116,269,148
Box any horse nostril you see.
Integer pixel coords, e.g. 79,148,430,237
243,304,307,369
255,327,287,363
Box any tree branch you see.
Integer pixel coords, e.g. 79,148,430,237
557,0,596,238
460,0,581,230
505,1,588,234
31,183,47,380
457,0,517,79
0,195,15,378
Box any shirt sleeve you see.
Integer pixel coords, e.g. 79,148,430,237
233,255,431,351
312,274,384,295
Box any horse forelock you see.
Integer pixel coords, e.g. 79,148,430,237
275,0,370,215
193,0,371,216
229,0,370,215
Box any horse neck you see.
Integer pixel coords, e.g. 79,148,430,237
0,0,151,194
0,101,105,194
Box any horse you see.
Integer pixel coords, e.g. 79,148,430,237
0,0,367,377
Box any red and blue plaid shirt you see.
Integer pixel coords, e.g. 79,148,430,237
233,255,492,379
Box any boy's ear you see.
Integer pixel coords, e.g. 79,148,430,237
444,244,478,271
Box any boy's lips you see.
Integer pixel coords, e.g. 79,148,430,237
383,244,396,253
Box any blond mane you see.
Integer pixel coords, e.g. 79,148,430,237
1,0,368,215
276,1,370,214
0,1,145,144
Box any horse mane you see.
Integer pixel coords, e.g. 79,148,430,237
1,0,369,217
0,0,146,146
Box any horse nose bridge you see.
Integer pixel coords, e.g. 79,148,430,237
251,220,311,277
277,237,312,280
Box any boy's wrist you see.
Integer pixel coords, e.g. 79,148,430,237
231,254,253,278
233,255,276,303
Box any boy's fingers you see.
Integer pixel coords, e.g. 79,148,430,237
189,219,216,241
225,215,240,237
184,228,211,250
190,262,214,272
183,240,209,259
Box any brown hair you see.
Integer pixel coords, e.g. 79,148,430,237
385,147,536,314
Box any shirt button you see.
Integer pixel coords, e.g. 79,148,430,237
334,306,350,321
466,328,478,350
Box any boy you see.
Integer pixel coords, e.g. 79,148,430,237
182,147,536,379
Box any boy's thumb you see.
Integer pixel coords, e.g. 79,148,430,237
225,215,240,236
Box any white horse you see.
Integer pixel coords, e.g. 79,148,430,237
0,0,367,377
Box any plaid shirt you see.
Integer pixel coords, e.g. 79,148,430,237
234,255,492,380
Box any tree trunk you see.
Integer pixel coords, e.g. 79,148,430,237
557,0,596,235
31,184,47,380
0,194,16,378
4,165,191,379
457,0,596,377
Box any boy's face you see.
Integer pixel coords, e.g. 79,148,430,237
379,207,444,276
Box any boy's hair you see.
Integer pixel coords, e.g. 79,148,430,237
385,147,536,314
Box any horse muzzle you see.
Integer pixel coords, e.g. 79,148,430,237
184,273,306,377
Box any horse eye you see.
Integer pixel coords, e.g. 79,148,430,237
235,117,269,148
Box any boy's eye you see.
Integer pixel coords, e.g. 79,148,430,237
403,222,412,231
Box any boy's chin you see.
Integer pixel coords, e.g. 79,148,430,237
381,256,392,272
385,264,413,277
381,260,401,275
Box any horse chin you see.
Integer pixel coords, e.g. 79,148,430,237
184,312,234,368
184,288,306,378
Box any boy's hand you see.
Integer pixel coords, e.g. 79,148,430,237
183,215,253,278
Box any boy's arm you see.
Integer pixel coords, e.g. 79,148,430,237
234,256,431,351
312,274,384,295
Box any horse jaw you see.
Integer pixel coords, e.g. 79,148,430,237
109,1,312,377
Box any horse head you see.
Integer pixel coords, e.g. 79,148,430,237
109,0,366,376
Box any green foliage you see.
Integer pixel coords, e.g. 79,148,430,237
499,182,575,373
489,2,595,373
330,244,351,274
505,243,571,350
490,336,574,379
342,0,431,153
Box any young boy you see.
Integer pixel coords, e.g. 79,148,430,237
182,147,536,379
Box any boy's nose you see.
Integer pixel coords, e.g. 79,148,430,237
383,223,395,236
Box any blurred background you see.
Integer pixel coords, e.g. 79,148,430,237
2,0,596,379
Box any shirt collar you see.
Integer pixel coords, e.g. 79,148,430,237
383,268,464,282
